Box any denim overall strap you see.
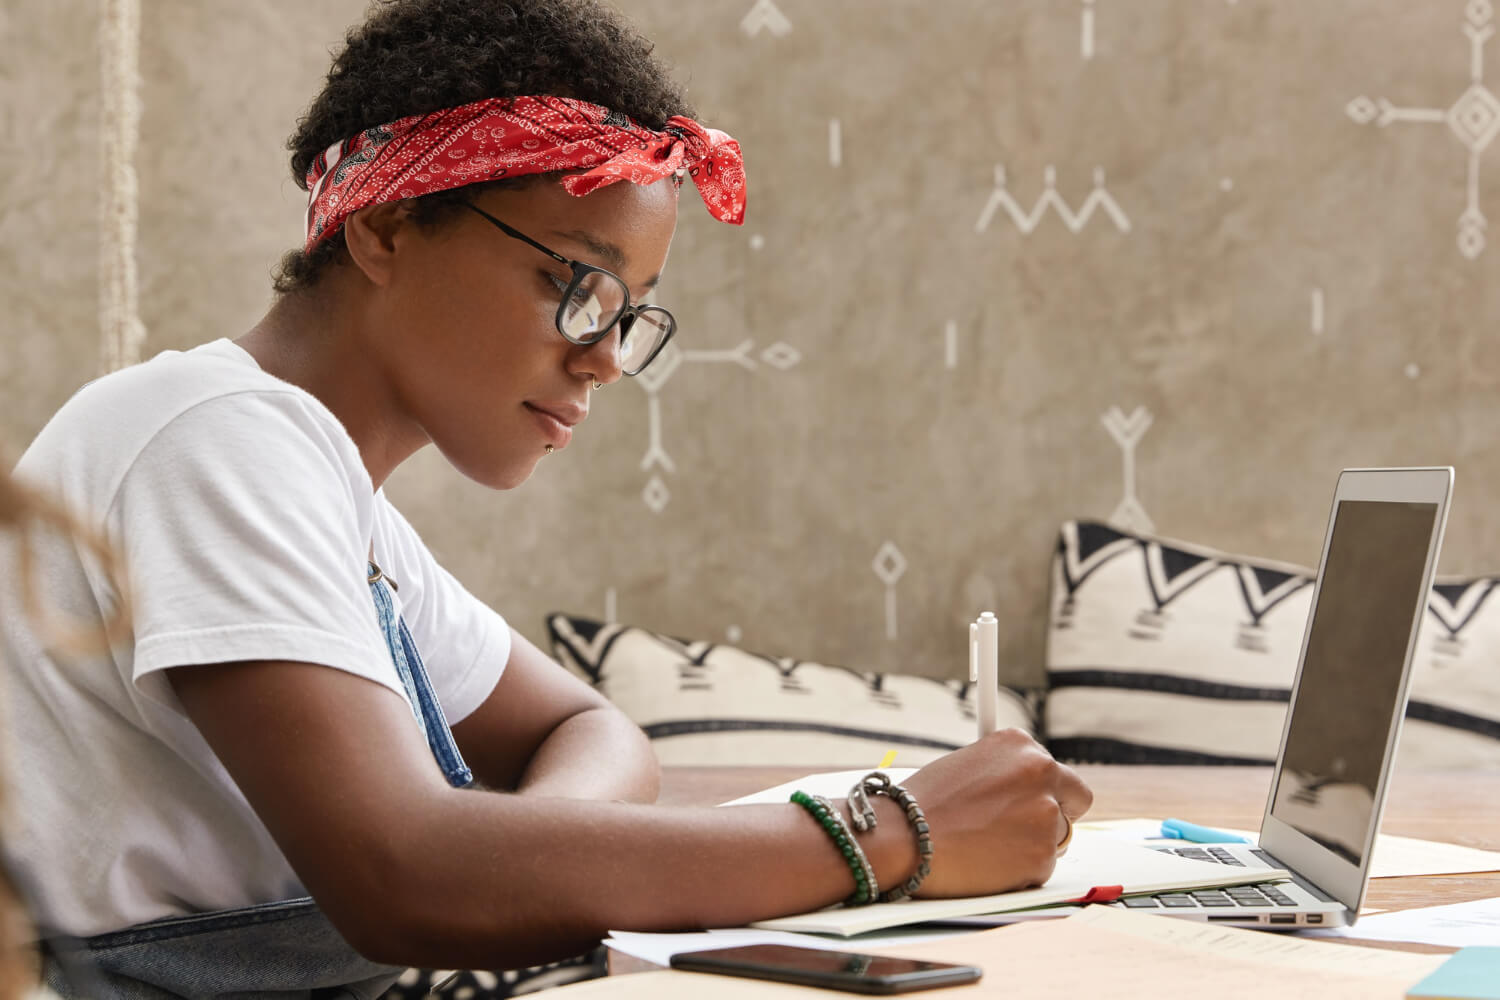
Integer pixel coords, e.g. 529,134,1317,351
39,570,480,997
368,566,473,788
44,897,405,999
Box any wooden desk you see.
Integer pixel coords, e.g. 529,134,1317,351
646,764,1500,956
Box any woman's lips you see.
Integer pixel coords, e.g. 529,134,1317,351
524,403,575,449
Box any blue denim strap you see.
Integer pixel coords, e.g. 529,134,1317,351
368,566,473,789
45,896,406,999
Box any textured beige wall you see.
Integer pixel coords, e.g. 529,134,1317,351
5,1,1500,688
2,1,102,447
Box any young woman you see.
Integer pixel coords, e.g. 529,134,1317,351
3,1,1092,995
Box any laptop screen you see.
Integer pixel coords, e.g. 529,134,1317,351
1268,499,1439,866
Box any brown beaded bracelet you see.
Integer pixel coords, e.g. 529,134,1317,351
847,771,933,903
790,790,880,906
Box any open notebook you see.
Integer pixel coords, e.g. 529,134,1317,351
722,769,1290,937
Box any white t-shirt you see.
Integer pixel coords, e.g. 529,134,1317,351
1,339,510,937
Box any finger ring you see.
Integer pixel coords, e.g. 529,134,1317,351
1056,816,1074,857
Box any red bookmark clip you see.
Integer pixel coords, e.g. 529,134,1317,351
1075,885,1124,904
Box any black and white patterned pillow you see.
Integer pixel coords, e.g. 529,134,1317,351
546,613,1035,766
1408,575,1500,766
1043,520,1500,767
380,948,607,1000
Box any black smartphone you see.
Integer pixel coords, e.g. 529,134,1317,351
669,943,982,995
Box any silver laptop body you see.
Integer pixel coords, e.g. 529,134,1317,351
1114,467,1453,929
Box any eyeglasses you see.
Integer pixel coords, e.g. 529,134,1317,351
463,203,676,376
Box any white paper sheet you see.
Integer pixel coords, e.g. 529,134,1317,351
604,907,1082,968
1303,895,1500,948
750,832,1288,936
603,925,968,968
717,768,919,807
1077,817,1500,879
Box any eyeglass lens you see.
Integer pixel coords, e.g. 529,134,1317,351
620,308,672,374
559,270,626,340
559,269,672,374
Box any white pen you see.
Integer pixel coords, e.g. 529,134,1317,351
969,611,999,739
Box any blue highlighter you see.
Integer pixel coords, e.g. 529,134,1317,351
1160,818,1254,844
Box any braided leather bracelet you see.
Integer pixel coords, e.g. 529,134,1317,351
790,790,880,905
847,771,933,903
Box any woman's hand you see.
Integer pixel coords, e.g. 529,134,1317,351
900,728,1093,898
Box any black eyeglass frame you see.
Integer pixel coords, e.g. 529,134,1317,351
462,202,676,376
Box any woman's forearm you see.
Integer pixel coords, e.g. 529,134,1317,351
370,791,917,971
514,705,661,803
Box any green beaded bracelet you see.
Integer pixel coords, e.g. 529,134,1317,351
790,789,880,906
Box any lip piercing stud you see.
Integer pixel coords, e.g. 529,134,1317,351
544,444,555,455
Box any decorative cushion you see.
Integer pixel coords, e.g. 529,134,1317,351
1408,576,1500,767
380,949,607,1000
1044,520,1500,767
546,613,1035,766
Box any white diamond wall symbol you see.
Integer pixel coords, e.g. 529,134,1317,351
1460,210,1487,258
760,342,802,370
642,475,670,514
1349,6,1497,258
1449,84,1500,150
1346,96,1379,124
872,542,908,586
873,541,908,641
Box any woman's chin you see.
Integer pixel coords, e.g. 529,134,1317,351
441,445,543,491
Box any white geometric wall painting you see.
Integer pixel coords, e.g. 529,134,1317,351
1101,405,1154,533
633,338,802,512
1310,287,1325,335
1346,2,1498,259
975,166,1132,235
740,0,792,38
829,118,843,167
100,0,146,373
944,319,958,369
872,541,909,641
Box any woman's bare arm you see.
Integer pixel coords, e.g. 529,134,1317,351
449,628,661,802
169,660,1089,971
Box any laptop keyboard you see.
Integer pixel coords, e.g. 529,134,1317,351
1120,845,1298,909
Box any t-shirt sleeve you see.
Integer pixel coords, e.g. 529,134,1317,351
370,495,510,725
109,390,403,711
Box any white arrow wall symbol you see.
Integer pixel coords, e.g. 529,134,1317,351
740,0,792,38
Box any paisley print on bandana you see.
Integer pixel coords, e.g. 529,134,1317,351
302,95,746,251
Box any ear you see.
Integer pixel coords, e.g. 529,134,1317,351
342,202,411,288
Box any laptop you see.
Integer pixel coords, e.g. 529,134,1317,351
1114,467,1453,928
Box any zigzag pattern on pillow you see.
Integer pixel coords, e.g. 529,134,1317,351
1045,520,1500,767
546,613,1035,766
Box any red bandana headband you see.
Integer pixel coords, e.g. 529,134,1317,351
303,95,746,252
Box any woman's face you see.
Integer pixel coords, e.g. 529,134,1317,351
371,177,680,489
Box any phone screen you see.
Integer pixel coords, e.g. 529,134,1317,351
671,943,983,994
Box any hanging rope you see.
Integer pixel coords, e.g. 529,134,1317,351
98,0,145,373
